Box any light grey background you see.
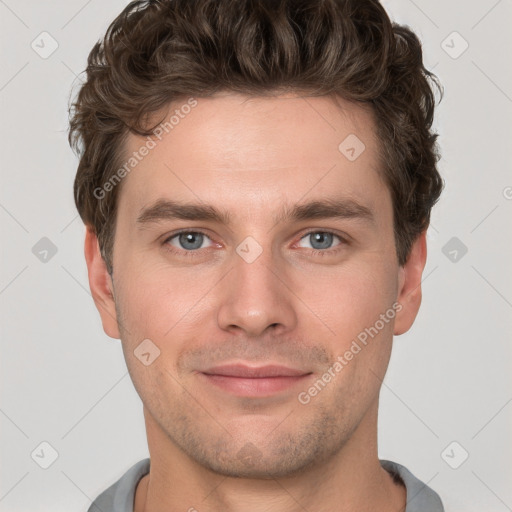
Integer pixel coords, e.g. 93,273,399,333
1,1,511,511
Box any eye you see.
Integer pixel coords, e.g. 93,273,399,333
162,229,348,259
164,230,214,253
297,231,344,252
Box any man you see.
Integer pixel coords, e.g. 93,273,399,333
69,0,445,510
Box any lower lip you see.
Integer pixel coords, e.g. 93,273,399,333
200,373,311,397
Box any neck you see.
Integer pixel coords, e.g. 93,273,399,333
134,403,406,512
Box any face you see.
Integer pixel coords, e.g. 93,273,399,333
86,92,426,478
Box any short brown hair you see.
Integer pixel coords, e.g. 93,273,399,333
69,0,443,274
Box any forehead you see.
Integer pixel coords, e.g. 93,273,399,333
117,93,388,223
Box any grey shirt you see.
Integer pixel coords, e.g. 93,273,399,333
88,458,444,512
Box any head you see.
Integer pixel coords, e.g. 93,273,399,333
70,0,443,478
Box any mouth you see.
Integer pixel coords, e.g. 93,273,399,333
198,364,313,397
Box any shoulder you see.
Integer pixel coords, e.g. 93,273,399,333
87,458,150,512
380,459,445,512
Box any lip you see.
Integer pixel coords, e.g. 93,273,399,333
202,364,309,378
199,364,313,397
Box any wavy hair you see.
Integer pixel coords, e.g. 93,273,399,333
69,0,443,274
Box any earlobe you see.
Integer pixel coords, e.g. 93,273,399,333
393,230,428,336
84,227,121,339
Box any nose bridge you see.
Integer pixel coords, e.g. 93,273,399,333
216,236,297,336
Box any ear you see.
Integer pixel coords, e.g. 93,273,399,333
394,230,428,336
84,226,121,339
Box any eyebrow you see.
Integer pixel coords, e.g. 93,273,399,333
136,197,375,228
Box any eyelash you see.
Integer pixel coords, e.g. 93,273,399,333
162,229,348,259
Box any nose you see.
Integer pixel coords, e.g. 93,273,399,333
216,243,298,337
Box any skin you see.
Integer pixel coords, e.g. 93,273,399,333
84,92,427,512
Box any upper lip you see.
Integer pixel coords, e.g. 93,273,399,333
201,364,311,378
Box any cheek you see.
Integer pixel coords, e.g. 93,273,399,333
114,254,209,340
295,259,398,341
305,264,397,407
